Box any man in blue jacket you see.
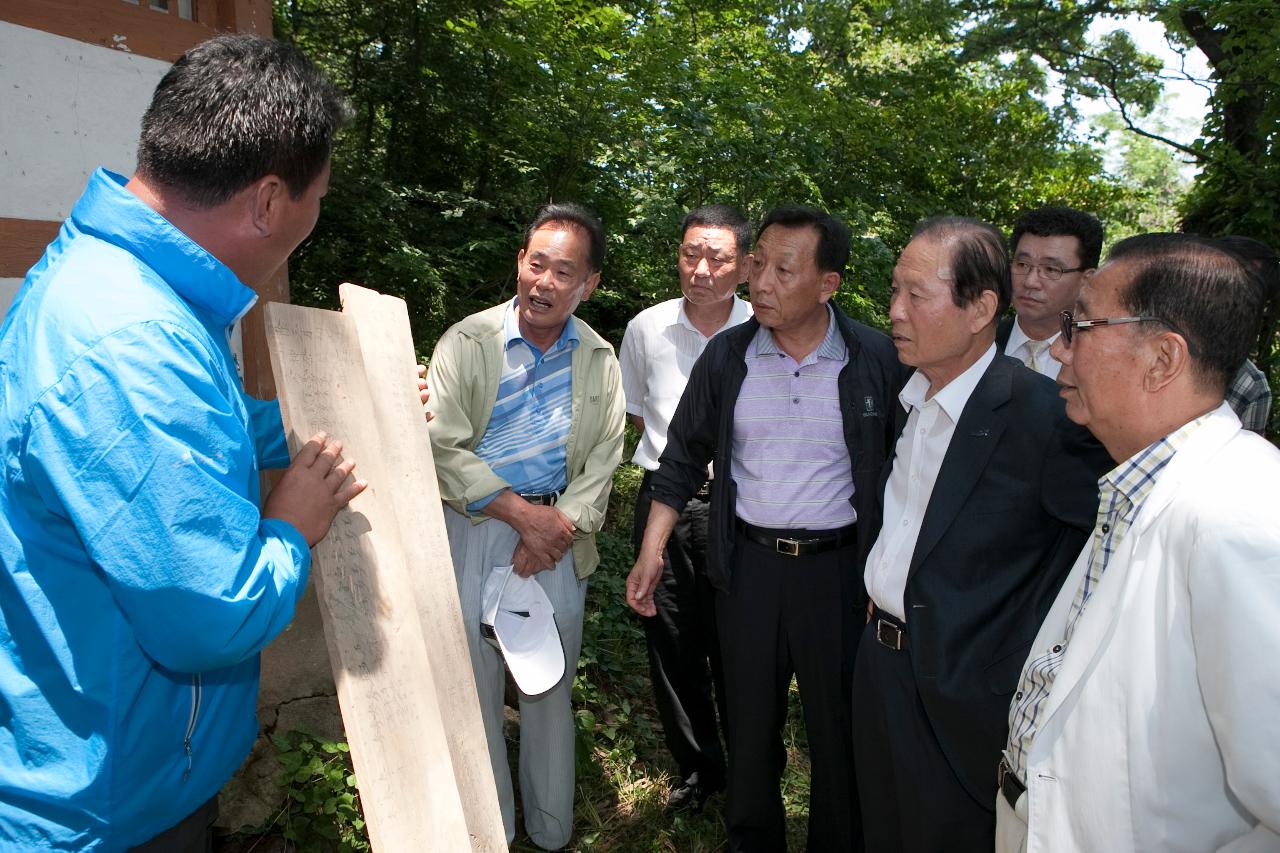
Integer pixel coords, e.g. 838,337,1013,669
0,35,362,852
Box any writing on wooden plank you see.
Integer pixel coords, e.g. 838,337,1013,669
264,300,477,852
338,283,505,849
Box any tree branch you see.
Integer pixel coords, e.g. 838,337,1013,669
1106,90,1205,161
1031,37,1209,162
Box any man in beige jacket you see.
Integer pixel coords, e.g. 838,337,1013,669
426,203,624,850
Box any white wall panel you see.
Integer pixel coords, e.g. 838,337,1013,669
0,22,168,220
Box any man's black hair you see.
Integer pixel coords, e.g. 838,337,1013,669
523,203,606,272
1216,235,1279,302
911,216,1011,315
756,205,851,275
682,205,752,256
136,34,351,208
1108,233,1263,396
1011,206,1105,270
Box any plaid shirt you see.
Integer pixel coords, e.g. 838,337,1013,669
1003,412,1211,783
1225,359,1272,434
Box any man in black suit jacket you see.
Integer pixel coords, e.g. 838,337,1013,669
852,217,1111,852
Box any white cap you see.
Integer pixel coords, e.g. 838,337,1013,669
480,566,565,696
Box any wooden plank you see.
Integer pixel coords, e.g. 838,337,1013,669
338,283,506,851
0,218,61,279
264,301,472,852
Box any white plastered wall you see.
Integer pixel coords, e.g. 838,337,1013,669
0,21,168,316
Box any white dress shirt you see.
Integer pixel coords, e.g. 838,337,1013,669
1004,318,1062,380
619,295,752,470
864,344,997,621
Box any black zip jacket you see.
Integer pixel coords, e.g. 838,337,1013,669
648,305,908,595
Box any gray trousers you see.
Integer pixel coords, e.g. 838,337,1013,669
444,506,586,850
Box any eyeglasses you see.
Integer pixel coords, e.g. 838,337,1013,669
1058,310,1164,346
1012,261,1085,281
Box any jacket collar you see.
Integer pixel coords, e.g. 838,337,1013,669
750,304,847,363
898,344,997,425
501,297,580,355
1128,403,1242,536
70,169,258,326
905,353,1014,576
726,302,864,363
1035,402,1245,732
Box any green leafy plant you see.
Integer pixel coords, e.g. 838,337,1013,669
269,730,369,852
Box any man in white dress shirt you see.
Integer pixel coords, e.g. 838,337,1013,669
996,206,1104,379
618,204,753,814
854,216,1110,852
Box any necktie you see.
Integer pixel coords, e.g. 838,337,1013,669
1023,339,1050,372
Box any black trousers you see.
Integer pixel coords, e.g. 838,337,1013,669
717,531,862,853
126,796,217,853
634,471,728,789
850,614,994,853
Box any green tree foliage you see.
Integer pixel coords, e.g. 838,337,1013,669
1092,107,1194,237
960,0,1279,416
276,0,1132,349
960,0,1278,241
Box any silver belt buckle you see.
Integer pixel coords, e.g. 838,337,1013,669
876,618,903,650
777,537,801,556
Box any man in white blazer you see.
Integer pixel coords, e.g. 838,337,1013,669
995,232,1280,852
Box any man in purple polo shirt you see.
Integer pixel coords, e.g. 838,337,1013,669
627,206,904,853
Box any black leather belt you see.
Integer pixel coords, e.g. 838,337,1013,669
872,605,907,650
519,491,560,506
998,756,1026,810
735,519,856,557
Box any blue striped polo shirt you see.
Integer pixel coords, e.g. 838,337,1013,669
468,299,577,510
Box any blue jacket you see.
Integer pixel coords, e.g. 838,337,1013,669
0,170,311,851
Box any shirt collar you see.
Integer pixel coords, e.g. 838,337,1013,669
503,296,579,354
673,293,752,337
1007,317,1061,353
70,168,257,325
899,343,997,423
1100,410,1213,507
749,304,846,363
